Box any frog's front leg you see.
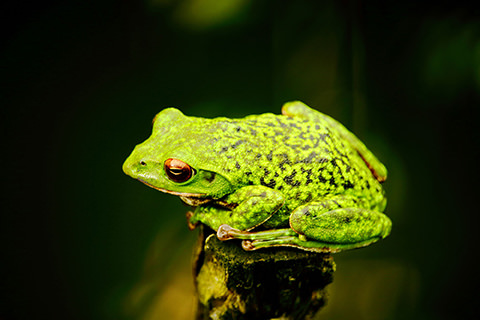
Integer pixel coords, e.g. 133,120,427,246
188,185,285,232
218,195,392,253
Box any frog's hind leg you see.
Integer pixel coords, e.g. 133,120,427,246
217,224,352,253
216,225,321,252
288,204,392,252
217,203,392,253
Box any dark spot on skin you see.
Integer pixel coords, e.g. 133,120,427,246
315,124,320,130
297,151,318,164
205,172,216,183
301,168,313,185
260,177,276,189
345,217,351,223
301,144,311,150
284,170,300,186
301,167,312,174
256,153,262,159
232,140,245,149
264,167,270,176
279,153,291,162
318,175,327,183
235,127,241,132
245,171,252,176
319,133,329,143
219,146,229,153
276,118,288,128
329,177,338,187
305,194,313,203
259,192,267,198
343,181,354,189
330,159,337,167
333,146,348,159
274,172,279,177
285,169,297,179
289,122,301,129
284,142,300,149
235,162,241,170
266,151,273,161
307,135,320,149
277,153,292,171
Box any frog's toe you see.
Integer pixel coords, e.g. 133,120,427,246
281,101,311,117
217,224,236,240
241,240,256,251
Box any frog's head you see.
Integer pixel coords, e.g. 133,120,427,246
122,108,234,203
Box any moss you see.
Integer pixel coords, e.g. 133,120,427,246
195,234,335,320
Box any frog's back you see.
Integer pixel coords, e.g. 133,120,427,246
179,103,386,217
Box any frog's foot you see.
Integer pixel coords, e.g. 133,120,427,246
216,224,237,240
217,225,341,253
186,211,200,230
217,224,296,241
242,236,382,253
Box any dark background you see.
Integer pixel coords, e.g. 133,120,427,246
2,1,479,319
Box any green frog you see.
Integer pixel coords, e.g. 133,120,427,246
122,101,392,253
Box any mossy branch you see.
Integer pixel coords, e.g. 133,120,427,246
193,227,336,320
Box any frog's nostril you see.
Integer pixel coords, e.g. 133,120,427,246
140,161,147,166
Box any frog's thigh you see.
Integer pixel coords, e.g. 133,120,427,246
195,185,284,231
290,204,392,245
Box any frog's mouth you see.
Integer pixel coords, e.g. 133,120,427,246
137,179,212,206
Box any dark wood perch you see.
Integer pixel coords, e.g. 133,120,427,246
193,227,336,320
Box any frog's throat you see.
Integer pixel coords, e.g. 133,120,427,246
137,179,208,198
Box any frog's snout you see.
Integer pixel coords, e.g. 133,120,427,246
122,153,148,178
122,155,135,177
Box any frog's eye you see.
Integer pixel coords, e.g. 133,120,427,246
164,158,195,183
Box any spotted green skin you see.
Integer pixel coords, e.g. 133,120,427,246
123,101,392,253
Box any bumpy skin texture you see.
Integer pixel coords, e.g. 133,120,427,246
123,101,392,253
